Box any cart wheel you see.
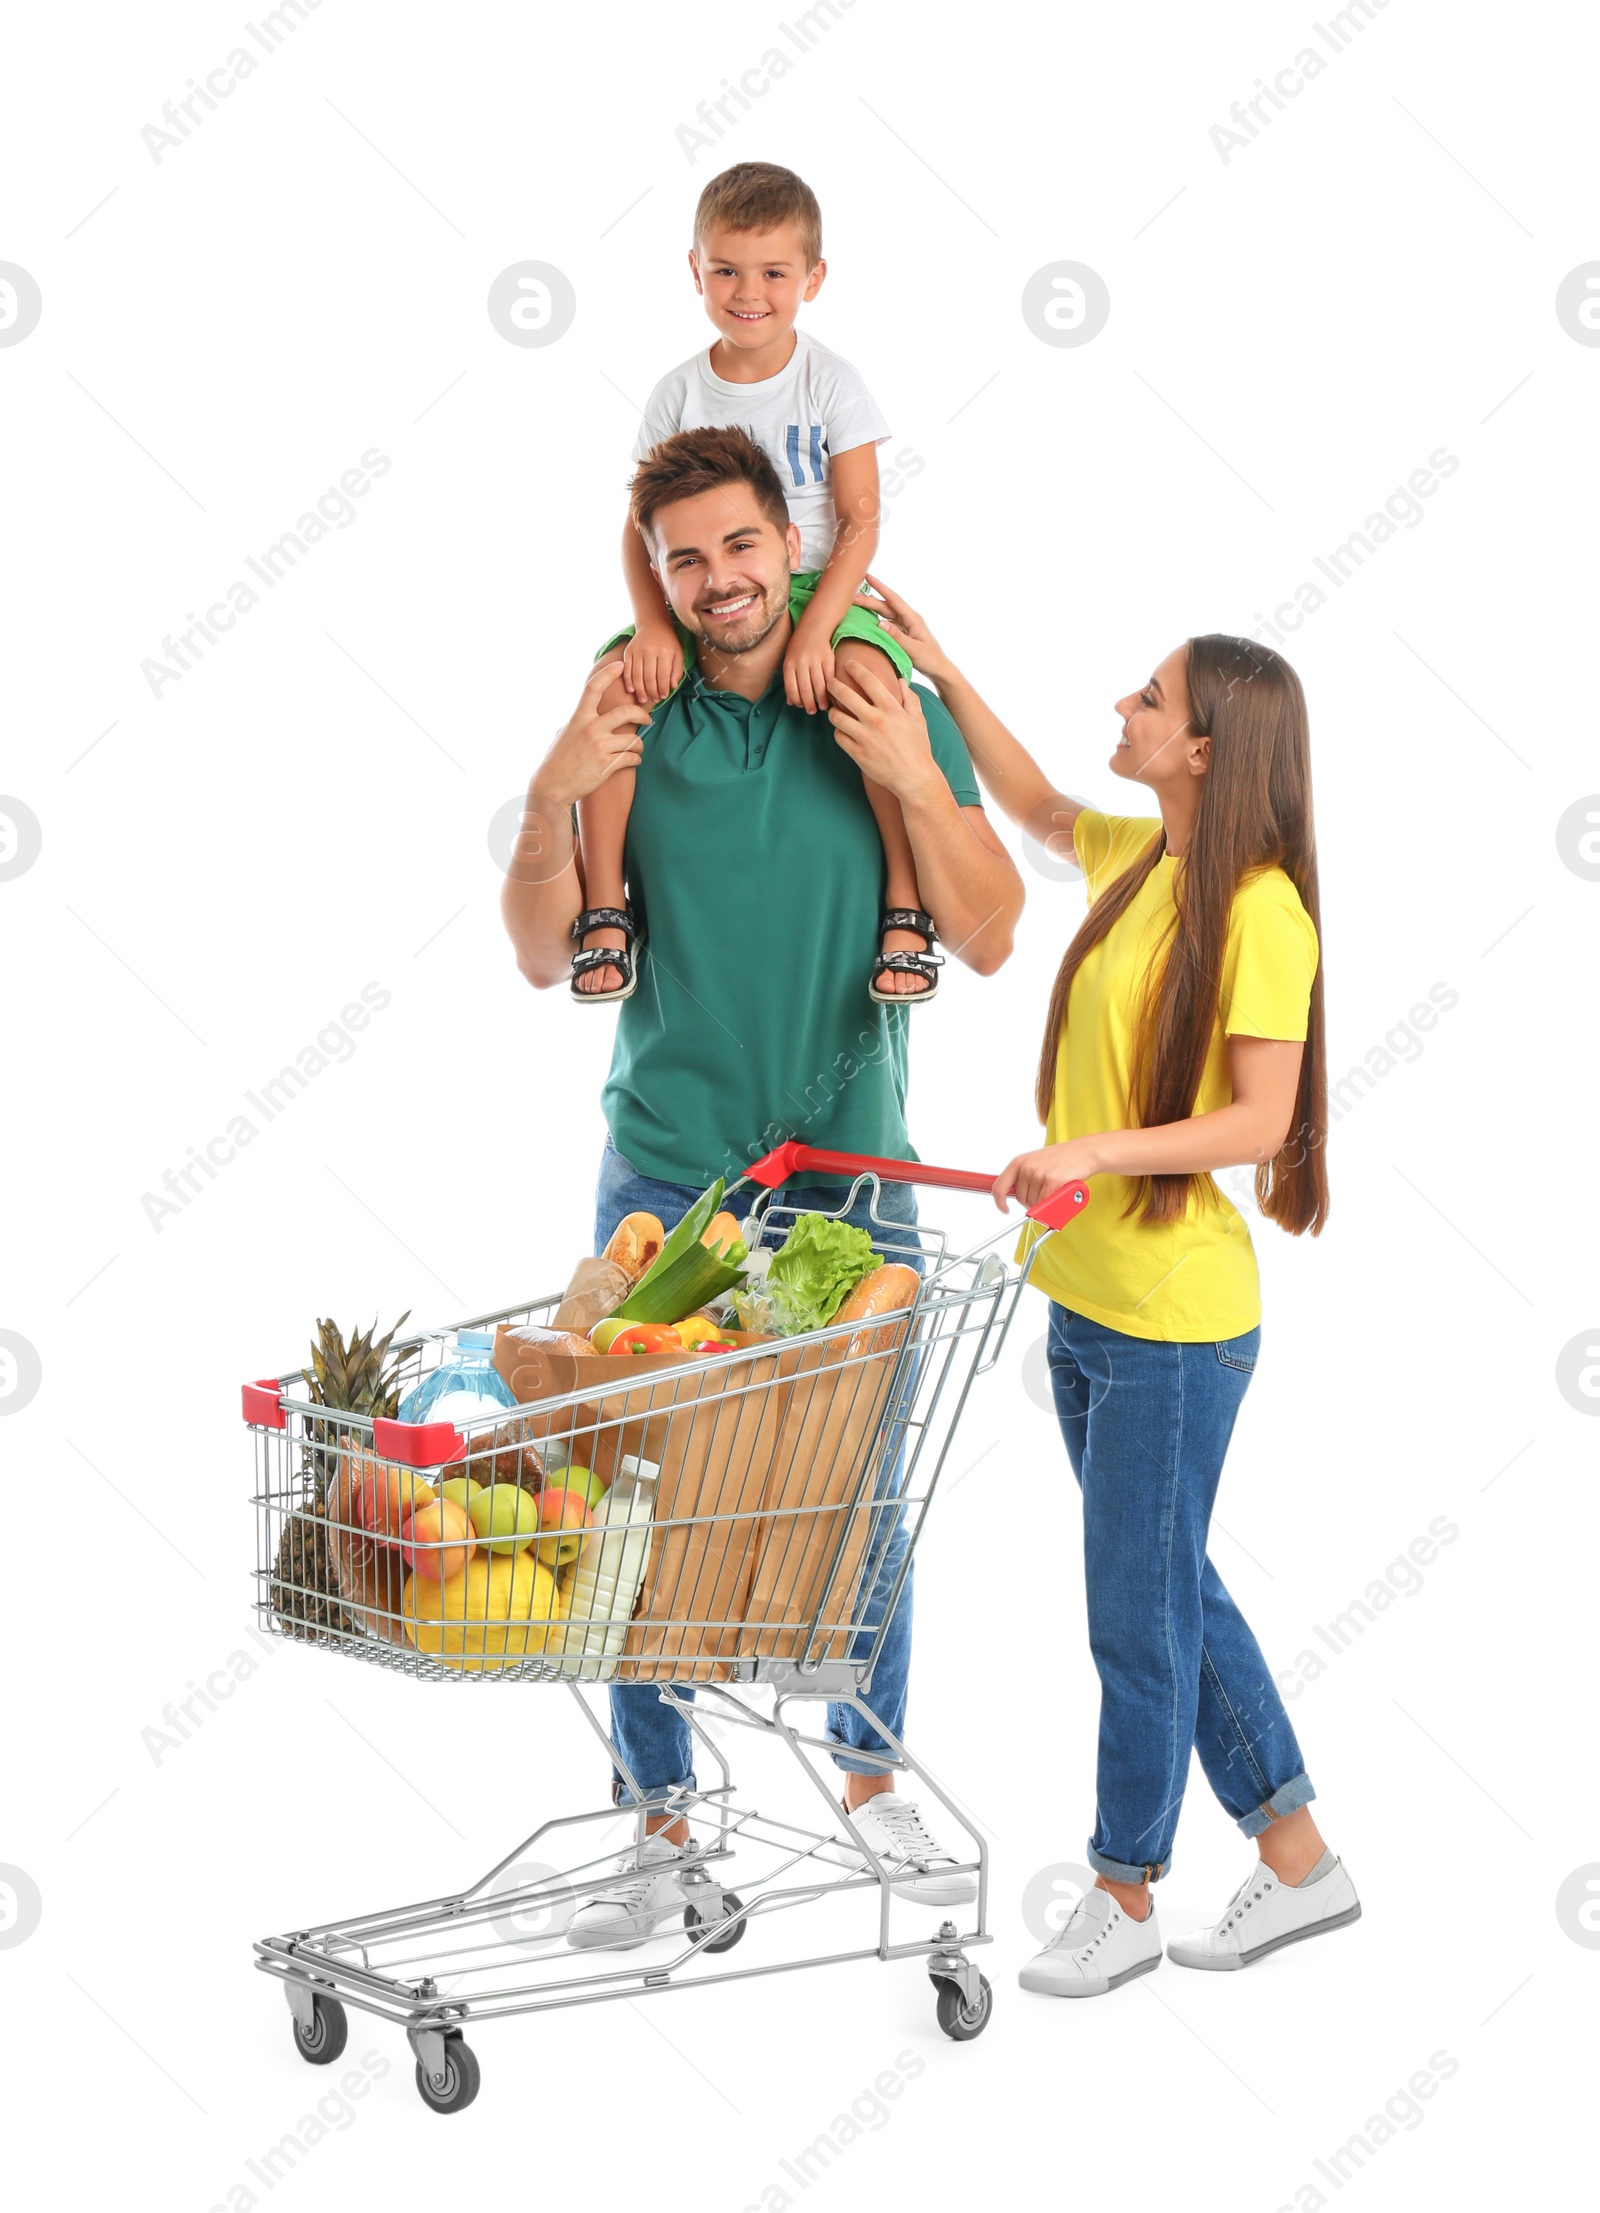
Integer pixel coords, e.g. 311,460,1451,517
933,1972,992,2042
414,2034,480,2115
684,1891,745,1954
291,1993,348,2066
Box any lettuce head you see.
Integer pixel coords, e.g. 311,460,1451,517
764,1214,879,1335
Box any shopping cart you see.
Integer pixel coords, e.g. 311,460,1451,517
248,1145,1085,2110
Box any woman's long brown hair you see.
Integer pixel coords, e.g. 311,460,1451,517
1034,635,1329,1235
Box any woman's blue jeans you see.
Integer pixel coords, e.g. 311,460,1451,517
1047,1303,1315,1882
594,1142,922,1804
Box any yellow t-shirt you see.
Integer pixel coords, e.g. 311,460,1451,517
1021,810,1319,1342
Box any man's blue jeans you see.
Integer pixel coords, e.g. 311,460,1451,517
594,1141,922,1804
1047,1303,1315,1883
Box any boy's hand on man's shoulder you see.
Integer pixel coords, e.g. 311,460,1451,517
783,606,836,716
622,621,685,706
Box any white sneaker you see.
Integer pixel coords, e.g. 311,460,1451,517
1166,1853,1361,1971
1018,1886,1162,1997
564,1835,698,1951
844,1796,978,1906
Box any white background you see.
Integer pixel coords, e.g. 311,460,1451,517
3,0,1595,2205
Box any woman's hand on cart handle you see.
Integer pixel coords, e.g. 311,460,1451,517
993,1139,1101,1214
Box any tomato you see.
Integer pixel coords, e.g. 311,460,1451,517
606,1323,683,1356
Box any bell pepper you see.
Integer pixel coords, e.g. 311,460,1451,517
674,1315,725,1350
607,1323,683,1356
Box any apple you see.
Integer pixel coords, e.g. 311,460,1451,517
400,1496,475,1581
436,1474,484,1515
467,1482,541,1555
563,1464,609,1513
531,1486,592,1569
359,1465,436,1542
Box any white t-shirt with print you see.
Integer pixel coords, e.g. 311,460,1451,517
632,331,890,573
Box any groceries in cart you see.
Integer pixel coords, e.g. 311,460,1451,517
260,1173,926,1684
250,1146,1079,2092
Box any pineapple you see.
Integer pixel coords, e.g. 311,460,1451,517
272,1311,410,1640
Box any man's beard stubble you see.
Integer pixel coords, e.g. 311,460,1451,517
683,570,791,660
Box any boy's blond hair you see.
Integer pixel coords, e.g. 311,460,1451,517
693,162,822,266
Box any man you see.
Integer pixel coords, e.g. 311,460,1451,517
501,425,1023,1946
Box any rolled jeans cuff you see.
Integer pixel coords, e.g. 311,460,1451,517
611,1775,696,1811
1087,1842,1169,1885
1235,1772,1316,1839
831,1748,901,1778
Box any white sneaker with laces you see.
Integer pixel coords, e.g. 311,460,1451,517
564,1835,698,1951
1166,1853,1361,1971
1018,1886,1162,1997
844,1796,978,1906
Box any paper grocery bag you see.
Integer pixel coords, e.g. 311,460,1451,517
492,1324,774,1485
615,1344,793,1681
739,1320,911,1666
551,1257,632,1335
493,1325,790,1679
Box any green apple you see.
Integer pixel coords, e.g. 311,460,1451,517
467,1482,540,1553
564,1464,608,1512
437,1475,484,1514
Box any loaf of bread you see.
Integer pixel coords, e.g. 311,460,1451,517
504,1327,595,1362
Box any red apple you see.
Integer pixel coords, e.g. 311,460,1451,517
359,1465,435,1542
400,1496,475,1582
531,1486,592,1569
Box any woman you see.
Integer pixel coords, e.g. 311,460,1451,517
828,579,1360,1999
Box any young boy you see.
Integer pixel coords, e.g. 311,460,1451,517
570,161,940,1008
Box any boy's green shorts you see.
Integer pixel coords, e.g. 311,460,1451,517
594,568,914,685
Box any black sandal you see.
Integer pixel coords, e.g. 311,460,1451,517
869,908,944,1006
570,905,641,1004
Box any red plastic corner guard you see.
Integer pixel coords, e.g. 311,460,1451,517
746,1139,808,1188
1028,1181,1089,1231
242,1378,286,1430
373,1416,467,1469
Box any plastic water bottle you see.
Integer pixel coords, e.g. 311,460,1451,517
398,1329,518,1430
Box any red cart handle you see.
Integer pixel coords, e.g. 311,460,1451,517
745,1141,1088,1232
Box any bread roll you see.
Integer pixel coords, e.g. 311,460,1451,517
834,1264,920,1357
603,1212,665,1282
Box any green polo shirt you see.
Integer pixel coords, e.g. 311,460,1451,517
600,673,982,1189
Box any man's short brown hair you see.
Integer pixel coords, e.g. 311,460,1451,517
629,425,792,545
693,162,822,266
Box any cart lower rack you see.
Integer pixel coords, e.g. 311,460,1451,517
248,1146,1085,2109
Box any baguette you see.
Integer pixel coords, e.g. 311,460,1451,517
834,1263,920,1356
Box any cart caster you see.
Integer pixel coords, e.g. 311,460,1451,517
414,2032,481,2115
291,1993,348,2066
685,1891,745,1954
932,1971,992,2042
